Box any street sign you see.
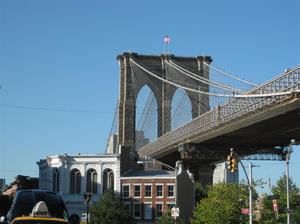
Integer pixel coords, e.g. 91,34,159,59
241,208,249,215
285,208,294,213
268,195,279,200
171,207,180,220
272,199,278,212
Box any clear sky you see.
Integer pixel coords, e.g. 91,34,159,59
0,0,299,190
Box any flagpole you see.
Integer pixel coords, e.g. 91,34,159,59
163,35,171,54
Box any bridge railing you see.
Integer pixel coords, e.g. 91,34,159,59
248,65,300,94
138,66,300,157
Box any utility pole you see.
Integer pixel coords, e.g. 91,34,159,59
249,163,253,224
286,139,295,224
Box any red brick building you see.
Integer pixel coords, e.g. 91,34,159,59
121,170,176,223
2,175,39,198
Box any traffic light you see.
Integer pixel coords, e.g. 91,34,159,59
227,152,238,173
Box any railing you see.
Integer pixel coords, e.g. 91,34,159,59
138,65,300,157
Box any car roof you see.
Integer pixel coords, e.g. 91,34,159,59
12,216,68,224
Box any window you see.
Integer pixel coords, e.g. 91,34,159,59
70,169,81,194
123,203,131,215
86,169,97,194
53,168,60,193
103,169,114,193
167,185,174,197
133,203,141,219
122,185,130,198
134,185,141,197
156,185,163,197
145,185,152,197
156,203,163,218
144,203,152,220
167,203,175,209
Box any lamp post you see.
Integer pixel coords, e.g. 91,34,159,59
286,139,295,224
84,192,92,224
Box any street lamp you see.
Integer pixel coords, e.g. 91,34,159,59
83,192,92,224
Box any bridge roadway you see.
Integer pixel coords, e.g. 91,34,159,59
138,65,300,166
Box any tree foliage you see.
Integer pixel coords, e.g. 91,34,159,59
90,190,134,224
157,209,185,224
259,175,300,223
194,181,207,204
192,183,249,224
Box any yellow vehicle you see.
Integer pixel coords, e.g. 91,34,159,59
11,216,68,224
11,201,69,224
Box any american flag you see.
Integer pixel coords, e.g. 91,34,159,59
163,35,171,45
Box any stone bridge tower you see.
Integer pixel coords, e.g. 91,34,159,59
116,52,213,172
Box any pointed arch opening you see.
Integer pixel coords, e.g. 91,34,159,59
171,89,193,130
135,85,158,149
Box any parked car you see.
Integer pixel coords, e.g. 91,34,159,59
0,190,68,224
0,195,12,218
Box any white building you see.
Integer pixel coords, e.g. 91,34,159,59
213,162,239,184
37,154,120,223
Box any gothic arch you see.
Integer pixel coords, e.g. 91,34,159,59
171,88,193,130
117,53,212,163
135,84,159,143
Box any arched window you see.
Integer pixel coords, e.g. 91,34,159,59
86,169,97,194
70,169,81,194
53,168,60,193
103,169,114,193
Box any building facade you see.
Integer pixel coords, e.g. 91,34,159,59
120,170,176,223
37,154,120,223
1,175,39,198
213,162,239,184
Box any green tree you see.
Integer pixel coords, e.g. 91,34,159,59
90,190,134,224
195,181,207,204
157,209,185,224
192,183,249,224
259,175,300,223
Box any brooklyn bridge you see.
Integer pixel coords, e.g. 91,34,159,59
108,52,300,185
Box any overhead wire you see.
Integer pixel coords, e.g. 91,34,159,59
203,61,258,87
166,59,243,93
130,58,298,98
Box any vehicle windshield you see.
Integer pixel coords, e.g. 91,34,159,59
11,191,68,221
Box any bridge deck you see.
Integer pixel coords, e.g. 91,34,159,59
138,65,300,162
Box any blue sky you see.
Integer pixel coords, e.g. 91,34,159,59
0,0,299,189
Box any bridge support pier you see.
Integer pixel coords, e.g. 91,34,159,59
189,164,215,187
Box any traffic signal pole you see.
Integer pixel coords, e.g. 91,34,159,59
249,163,253,224
239,159,253,224
229,148,253,224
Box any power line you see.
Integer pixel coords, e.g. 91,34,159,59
0,104,114,114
